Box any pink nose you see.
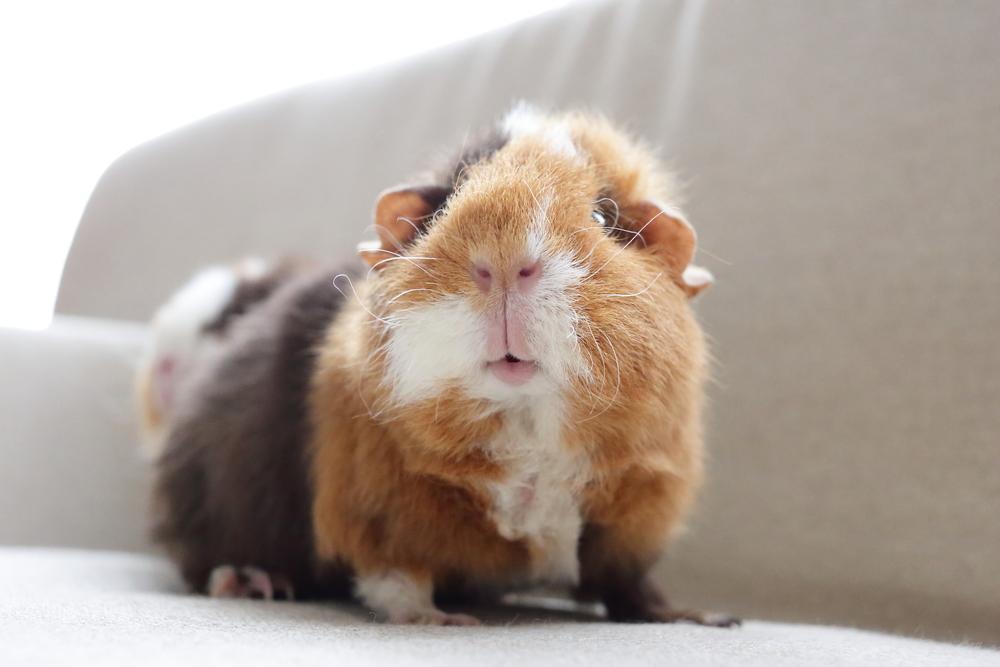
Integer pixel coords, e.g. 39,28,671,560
472,260,542,293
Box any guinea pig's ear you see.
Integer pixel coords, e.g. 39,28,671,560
680,265,714,298
358,185,450,269
621,200,714,298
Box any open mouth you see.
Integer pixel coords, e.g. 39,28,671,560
486,353,538,386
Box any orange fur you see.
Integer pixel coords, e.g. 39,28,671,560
136,362,162,437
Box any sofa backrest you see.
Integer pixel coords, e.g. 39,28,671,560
56,0,1000,644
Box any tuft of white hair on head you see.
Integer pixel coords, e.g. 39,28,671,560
502,101,578,159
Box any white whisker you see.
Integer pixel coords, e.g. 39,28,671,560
579,319,609,410
580,330,621,423
385,287,442,305
593,197,620,226
602,272,662,298
332,274,396,326
396,216,423,239
366,253,440,280
571,223,647,246
698,245,732,266
369,223,405,251
584,209,664,280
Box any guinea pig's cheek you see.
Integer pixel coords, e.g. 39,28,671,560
383,296,486,405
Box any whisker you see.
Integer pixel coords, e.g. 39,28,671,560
369,223,405,251
366,253,440,280
578,242,601,264
362,246,419,259
593,197,620,226
602,272,662,298
396,216,424,239
526,182,543,212
698,245,733,266
571,223,648,247
385,287,442,305
352,338,394,421
332,273,396,326
365,247,440,262
584,209,664,280
580,330,621,423
579,319,610,411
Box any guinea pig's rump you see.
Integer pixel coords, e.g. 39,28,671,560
150,265,353,598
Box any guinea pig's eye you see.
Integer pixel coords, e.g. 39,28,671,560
594,205,641,245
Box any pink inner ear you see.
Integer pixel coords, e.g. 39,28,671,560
375,189,435,250
361,186,450,270
623,200,697,276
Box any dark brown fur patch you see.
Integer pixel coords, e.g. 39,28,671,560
201,260,303,336
422,127,510,219
152,268,353,598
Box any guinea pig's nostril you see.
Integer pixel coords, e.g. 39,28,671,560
517,261,542,288
472,264,493,291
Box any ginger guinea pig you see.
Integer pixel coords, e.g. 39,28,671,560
146,106,733,626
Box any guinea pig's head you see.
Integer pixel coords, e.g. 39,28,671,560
357,107,713,420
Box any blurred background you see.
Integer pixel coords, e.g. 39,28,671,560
0,0,568,329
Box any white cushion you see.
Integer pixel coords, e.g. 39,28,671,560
1,548,995,666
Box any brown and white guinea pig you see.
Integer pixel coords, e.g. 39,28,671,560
141,105,734,627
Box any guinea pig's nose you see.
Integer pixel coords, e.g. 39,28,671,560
516,260,542,292
471,260,542,293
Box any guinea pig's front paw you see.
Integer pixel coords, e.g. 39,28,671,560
389,610,482,626
356,570,481,626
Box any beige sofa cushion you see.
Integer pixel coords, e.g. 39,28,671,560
2,548,997,666
0,318,150,553
54,0,1000,645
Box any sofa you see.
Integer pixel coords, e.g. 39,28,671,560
3,0,998,663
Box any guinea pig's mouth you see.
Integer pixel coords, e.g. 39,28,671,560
486,353,538,386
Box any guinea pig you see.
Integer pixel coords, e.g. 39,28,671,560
143,105,733,626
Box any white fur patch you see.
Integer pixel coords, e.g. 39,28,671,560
356,571,435,621
153,266,239,344
502,103,577,159
530,191,553,238
484,398,587,585
383,296,487,405
519,249,590,389
356,571,481,625
383,249,588,407
502,102,545,138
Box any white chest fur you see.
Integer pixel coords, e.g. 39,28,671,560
484,402,588,585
